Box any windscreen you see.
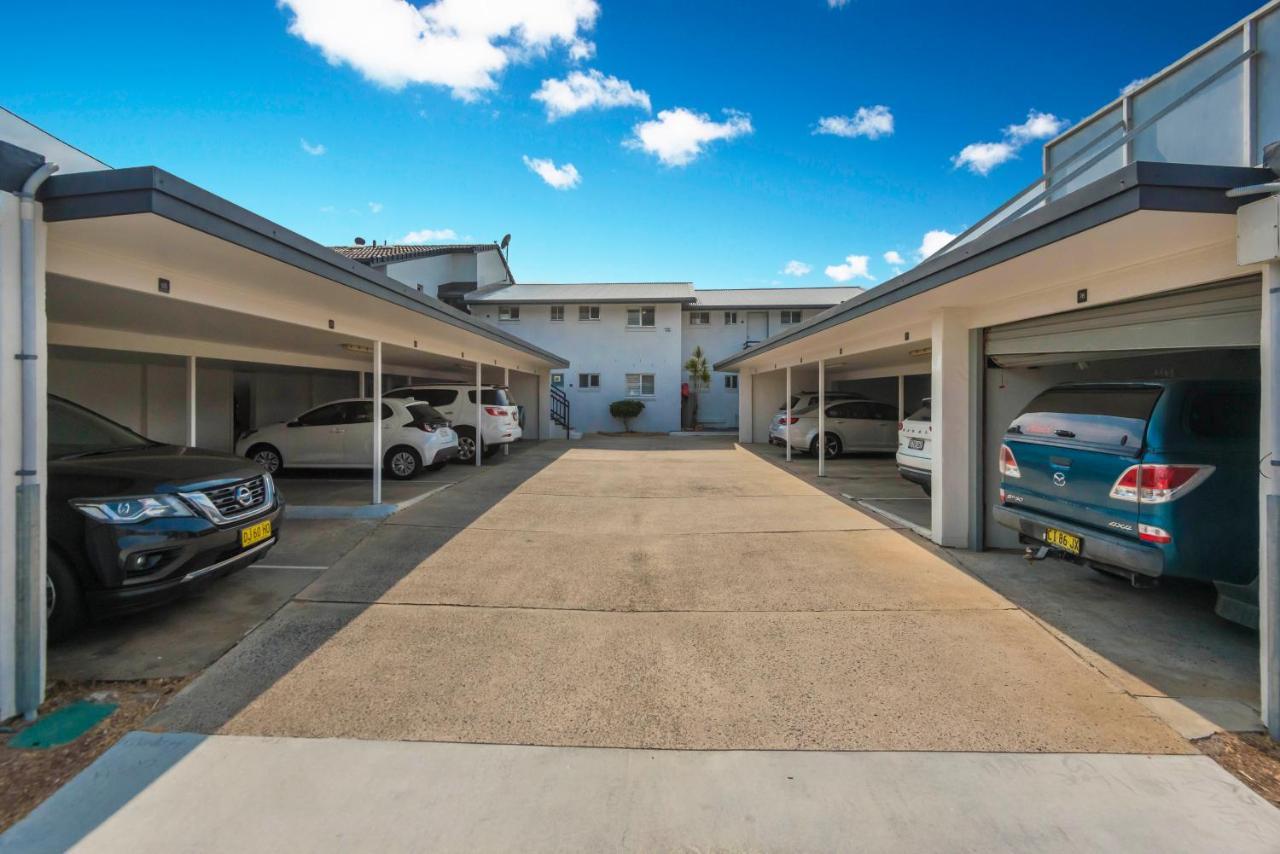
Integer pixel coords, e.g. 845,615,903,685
1008,386,1162,451
48,397,152,458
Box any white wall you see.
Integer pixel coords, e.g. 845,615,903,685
473,302,683,433
383,254,475,299
475,249,511,287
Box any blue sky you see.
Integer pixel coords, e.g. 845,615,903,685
2,0,1261,289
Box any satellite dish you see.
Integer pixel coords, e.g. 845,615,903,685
354,237,366,246
500,234,511,251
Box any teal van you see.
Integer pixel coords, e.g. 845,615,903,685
992,381,1259,594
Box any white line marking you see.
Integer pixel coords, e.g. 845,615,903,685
253,564,329,570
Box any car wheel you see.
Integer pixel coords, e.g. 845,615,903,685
454,428,479,463
385,446,422,480
248,444,283,474
810,433,841,458
46,551,86,643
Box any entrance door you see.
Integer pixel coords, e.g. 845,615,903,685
746,311,768,343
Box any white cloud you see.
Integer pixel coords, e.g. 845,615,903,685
533,69,650,121
280,0,600,101
1121,76,1150,95
883,250,904,266
522,155,582,189
952,109,1068,175
300,138,326,156
952,141,1017,176
567,37,595,62
917,229,957,260
627,108,753,167
814,105,894,140
1004,109,1068,144
782,260,812,277
827,0,851,7
368,201,384,214
824,255,875,283
400,228,459,243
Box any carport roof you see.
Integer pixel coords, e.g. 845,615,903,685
467,282,696,304
36,165,568,368
714,161,1276,371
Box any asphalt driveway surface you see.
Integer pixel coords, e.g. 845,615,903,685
152,437,1187,754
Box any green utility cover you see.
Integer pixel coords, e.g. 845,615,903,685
9,701,117,749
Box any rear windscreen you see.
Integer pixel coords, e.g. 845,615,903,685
1008,386,1162,451
906,405,930,423
407,403,447,424
467,389,511,406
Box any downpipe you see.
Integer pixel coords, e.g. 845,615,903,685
15,161,57,720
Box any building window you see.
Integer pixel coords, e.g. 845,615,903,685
578,372,600,389
579,305,601,321
626,306,656,328
498,306,520,321
724,374,738,390
689,311,710,325
550,305,565,322
626,373,655,397
780,310,802,325
551,373,564,388
724,311,738,325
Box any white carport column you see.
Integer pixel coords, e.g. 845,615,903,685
372,341,382,505
817,359,826,477
785,365,792,462
930,309,976,547
898,374,905,420
474,361,482,468
737,372,753,443
503,366,510,456
1263,260,1280,737
186,356,197,447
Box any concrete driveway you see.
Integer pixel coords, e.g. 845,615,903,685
152,436,1186,754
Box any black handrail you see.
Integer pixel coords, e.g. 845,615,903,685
550,385,571,438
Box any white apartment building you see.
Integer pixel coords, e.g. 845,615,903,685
463,282,861,433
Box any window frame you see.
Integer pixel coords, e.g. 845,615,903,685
551,373,565,388
626,305,657,329
549,305,565,322
578,305,601,322
723,311,738,325
577,372,601,390
780,310,802,325
625,372,656,398
497,305,520,322
724,374,739,391
688,311,711,326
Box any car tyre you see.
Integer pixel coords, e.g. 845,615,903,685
247,443,283,474
46,550,86,643
385,446,422,480
453,427,479,463
810,433,842,459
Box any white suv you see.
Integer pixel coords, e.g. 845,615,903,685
384,384,521,462
895,399,931,495
236,398,458,480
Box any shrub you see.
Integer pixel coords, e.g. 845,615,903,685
609,399,645,431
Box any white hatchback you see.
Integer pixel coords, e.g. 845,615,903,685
895,399,932,495
236,398,458,480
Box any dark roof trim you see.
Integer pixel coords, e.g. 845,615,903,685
474,297,696,305
715,161,1273,371
38,166,567,368
688,302,842,310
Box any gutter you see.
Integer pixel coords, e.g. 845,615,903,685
16,160,58,720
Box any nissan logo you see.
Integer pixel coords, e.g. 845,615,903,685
235,485,254,506
1052,471,1067,487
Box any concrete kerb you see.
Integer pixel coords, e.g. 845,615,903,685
284,483,455,520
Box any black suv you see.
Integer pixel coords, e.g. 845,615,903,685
46,396,284,639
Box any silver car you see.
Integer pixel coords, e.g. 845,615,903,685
769,399,899,457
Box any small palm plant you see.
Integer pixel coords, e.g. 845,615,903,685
684,346,711,428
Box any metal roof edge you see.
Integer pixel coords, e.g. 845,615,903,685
39,166,567,368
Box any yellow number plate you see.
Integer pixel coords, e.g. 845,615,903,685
1044,527,1081,555
240,520,272,548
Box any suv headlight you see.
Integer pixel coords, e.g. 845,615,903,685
71,495,194,523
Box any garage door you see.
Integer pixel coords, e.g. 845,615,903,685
985,277,1261,368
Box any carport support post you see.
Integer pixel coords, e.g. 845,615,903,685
186,356,197,447
785,366,792,462
372,341,382,505
930,310,976,548
898,374,905,421
817,359,826,477
1264,260,1280,737
503,367,509,456
475,361,482,468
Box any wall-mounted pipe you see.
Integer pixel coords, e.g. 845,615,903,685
15,160,58,720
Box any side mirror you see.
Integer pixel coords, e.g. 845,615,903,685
287,420,302,428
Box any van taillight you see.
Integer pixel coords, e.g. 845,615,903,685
484,406,506,417
998,444,1021,478
1109,464,1213,503
782,417,799,425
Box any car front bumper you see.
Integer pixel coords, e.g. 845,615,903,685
992,503,1163,578
83,501,285,618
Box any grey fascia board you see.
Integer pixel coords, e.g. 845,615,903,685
468,296,696,305
39,167,567,368
0,140,47,193
689,303,846,311
714,161,1274,371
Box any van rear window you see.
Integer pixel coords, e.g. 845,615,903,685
467,389,511,406
1185,391,1258,439
1008,386,1162,451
